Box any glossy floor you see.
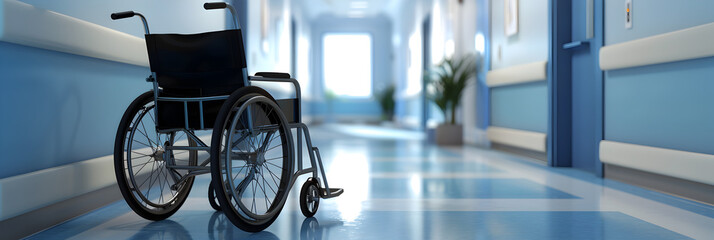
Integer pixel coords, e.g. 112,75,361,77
30,124,714,239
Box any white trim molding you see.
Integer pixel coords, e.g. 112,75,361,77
0,0,149,67
600,140,714,186
600,22,714,71
486,61,548,87
487,127,546,153
0,155,116,221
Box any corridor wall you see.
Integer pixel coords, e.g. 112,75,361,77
0,0,227,222
600,0,714,187
486,0,549,153
244,0,291,76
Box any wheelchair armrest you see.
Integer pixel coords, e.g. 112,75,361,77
249,75,302,123
255,72,291,79
249,75,300,94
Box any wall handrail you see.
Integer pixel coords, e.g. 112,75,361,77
600,22,714,71
486,61,548,88
0,0,149,67
600,140,714,186
487,127,547,153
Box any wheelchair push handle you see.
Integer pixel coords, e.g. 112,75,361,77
110,11,150,35
111,11,136,20
204,2,227,10
203,2,241,30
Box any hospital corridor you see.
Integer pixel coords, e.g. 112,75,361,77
2,0,714,239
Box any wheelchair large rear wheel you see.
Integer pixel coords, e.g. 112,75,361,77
114,91,197,220
210,87,293,232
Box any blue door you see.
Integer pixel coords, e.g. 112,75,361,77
570,0,603,174
549,0,604,176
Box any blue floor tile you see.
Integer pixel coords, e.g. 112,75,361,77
369,161,501,173
369,178,579,199
300,211,690,240
32,211,687,240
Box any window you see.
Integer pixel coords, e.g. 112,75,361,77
322,33,372,98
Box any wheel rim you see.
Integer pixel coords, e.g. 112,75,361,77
306,184,319,214
122,101,196,212
217,94,292,224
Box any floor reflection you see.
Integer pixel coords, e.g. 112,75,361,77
299,217,343,240
125,212,282,240
129,220,192,240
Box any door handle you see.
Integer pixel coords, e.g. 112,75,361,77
563,40,590,50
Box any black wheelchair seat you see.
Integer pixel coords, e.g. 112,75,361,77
146,29,247,97
145,29,248,129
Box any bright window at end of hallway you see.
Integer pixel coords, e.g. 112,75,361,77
323,33,373,98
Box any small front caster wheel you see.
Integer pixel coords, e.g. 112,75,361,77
208,182,221,211
300,178,321,218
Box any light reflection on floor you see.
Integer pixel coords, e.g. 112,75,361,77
29,124,714,239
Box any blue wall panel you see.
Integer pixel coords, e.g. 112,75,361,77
491,82,548,133
0,42,149,178
605,57,714,155
604,1,714,156
307,101,380,116
489,0,548,136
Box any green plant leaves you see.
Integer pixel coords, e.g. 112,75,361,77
424,54,481,124
375,84,396,121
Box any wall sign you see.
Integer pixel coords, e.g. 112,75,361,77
504,0,519,37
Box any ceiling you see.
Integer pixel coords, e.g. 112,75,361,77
294,0,405,20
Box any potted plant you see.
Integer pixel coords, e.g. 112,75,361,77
425,54,479,145
374,84,396,123
324,90,337,123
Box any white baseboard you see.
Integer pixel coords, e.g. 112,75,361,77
600,140,714,186
0,155,115,221
396,116,421,129
465,127,489,147
486,127,546,153
307,115,382,124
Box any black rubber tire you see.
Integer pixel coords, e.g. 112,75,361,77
210,86,293,232
299,178,320,218
114,91,195,221
208,182,222,211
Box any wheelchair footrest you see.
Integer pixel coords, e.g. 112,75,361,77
320,188,344,199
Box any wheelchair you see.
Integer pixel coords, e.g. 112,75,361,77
111,2,342,232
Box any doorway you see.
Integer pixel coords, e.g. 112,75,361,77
322,33,373,98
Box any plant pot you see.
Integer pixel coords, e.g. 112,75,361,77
435,124,463,145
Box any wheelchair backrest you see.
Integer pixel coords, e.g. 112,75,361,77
145,29,247,97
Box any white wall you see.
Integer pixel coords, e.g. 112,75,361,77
391,0,430,128
245,0,292,75
21,0,228,37
490,0,549,70
454,0,481,145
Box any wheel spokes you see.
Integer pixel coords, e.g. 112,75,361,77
123,102,196,211
220,96,289,221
